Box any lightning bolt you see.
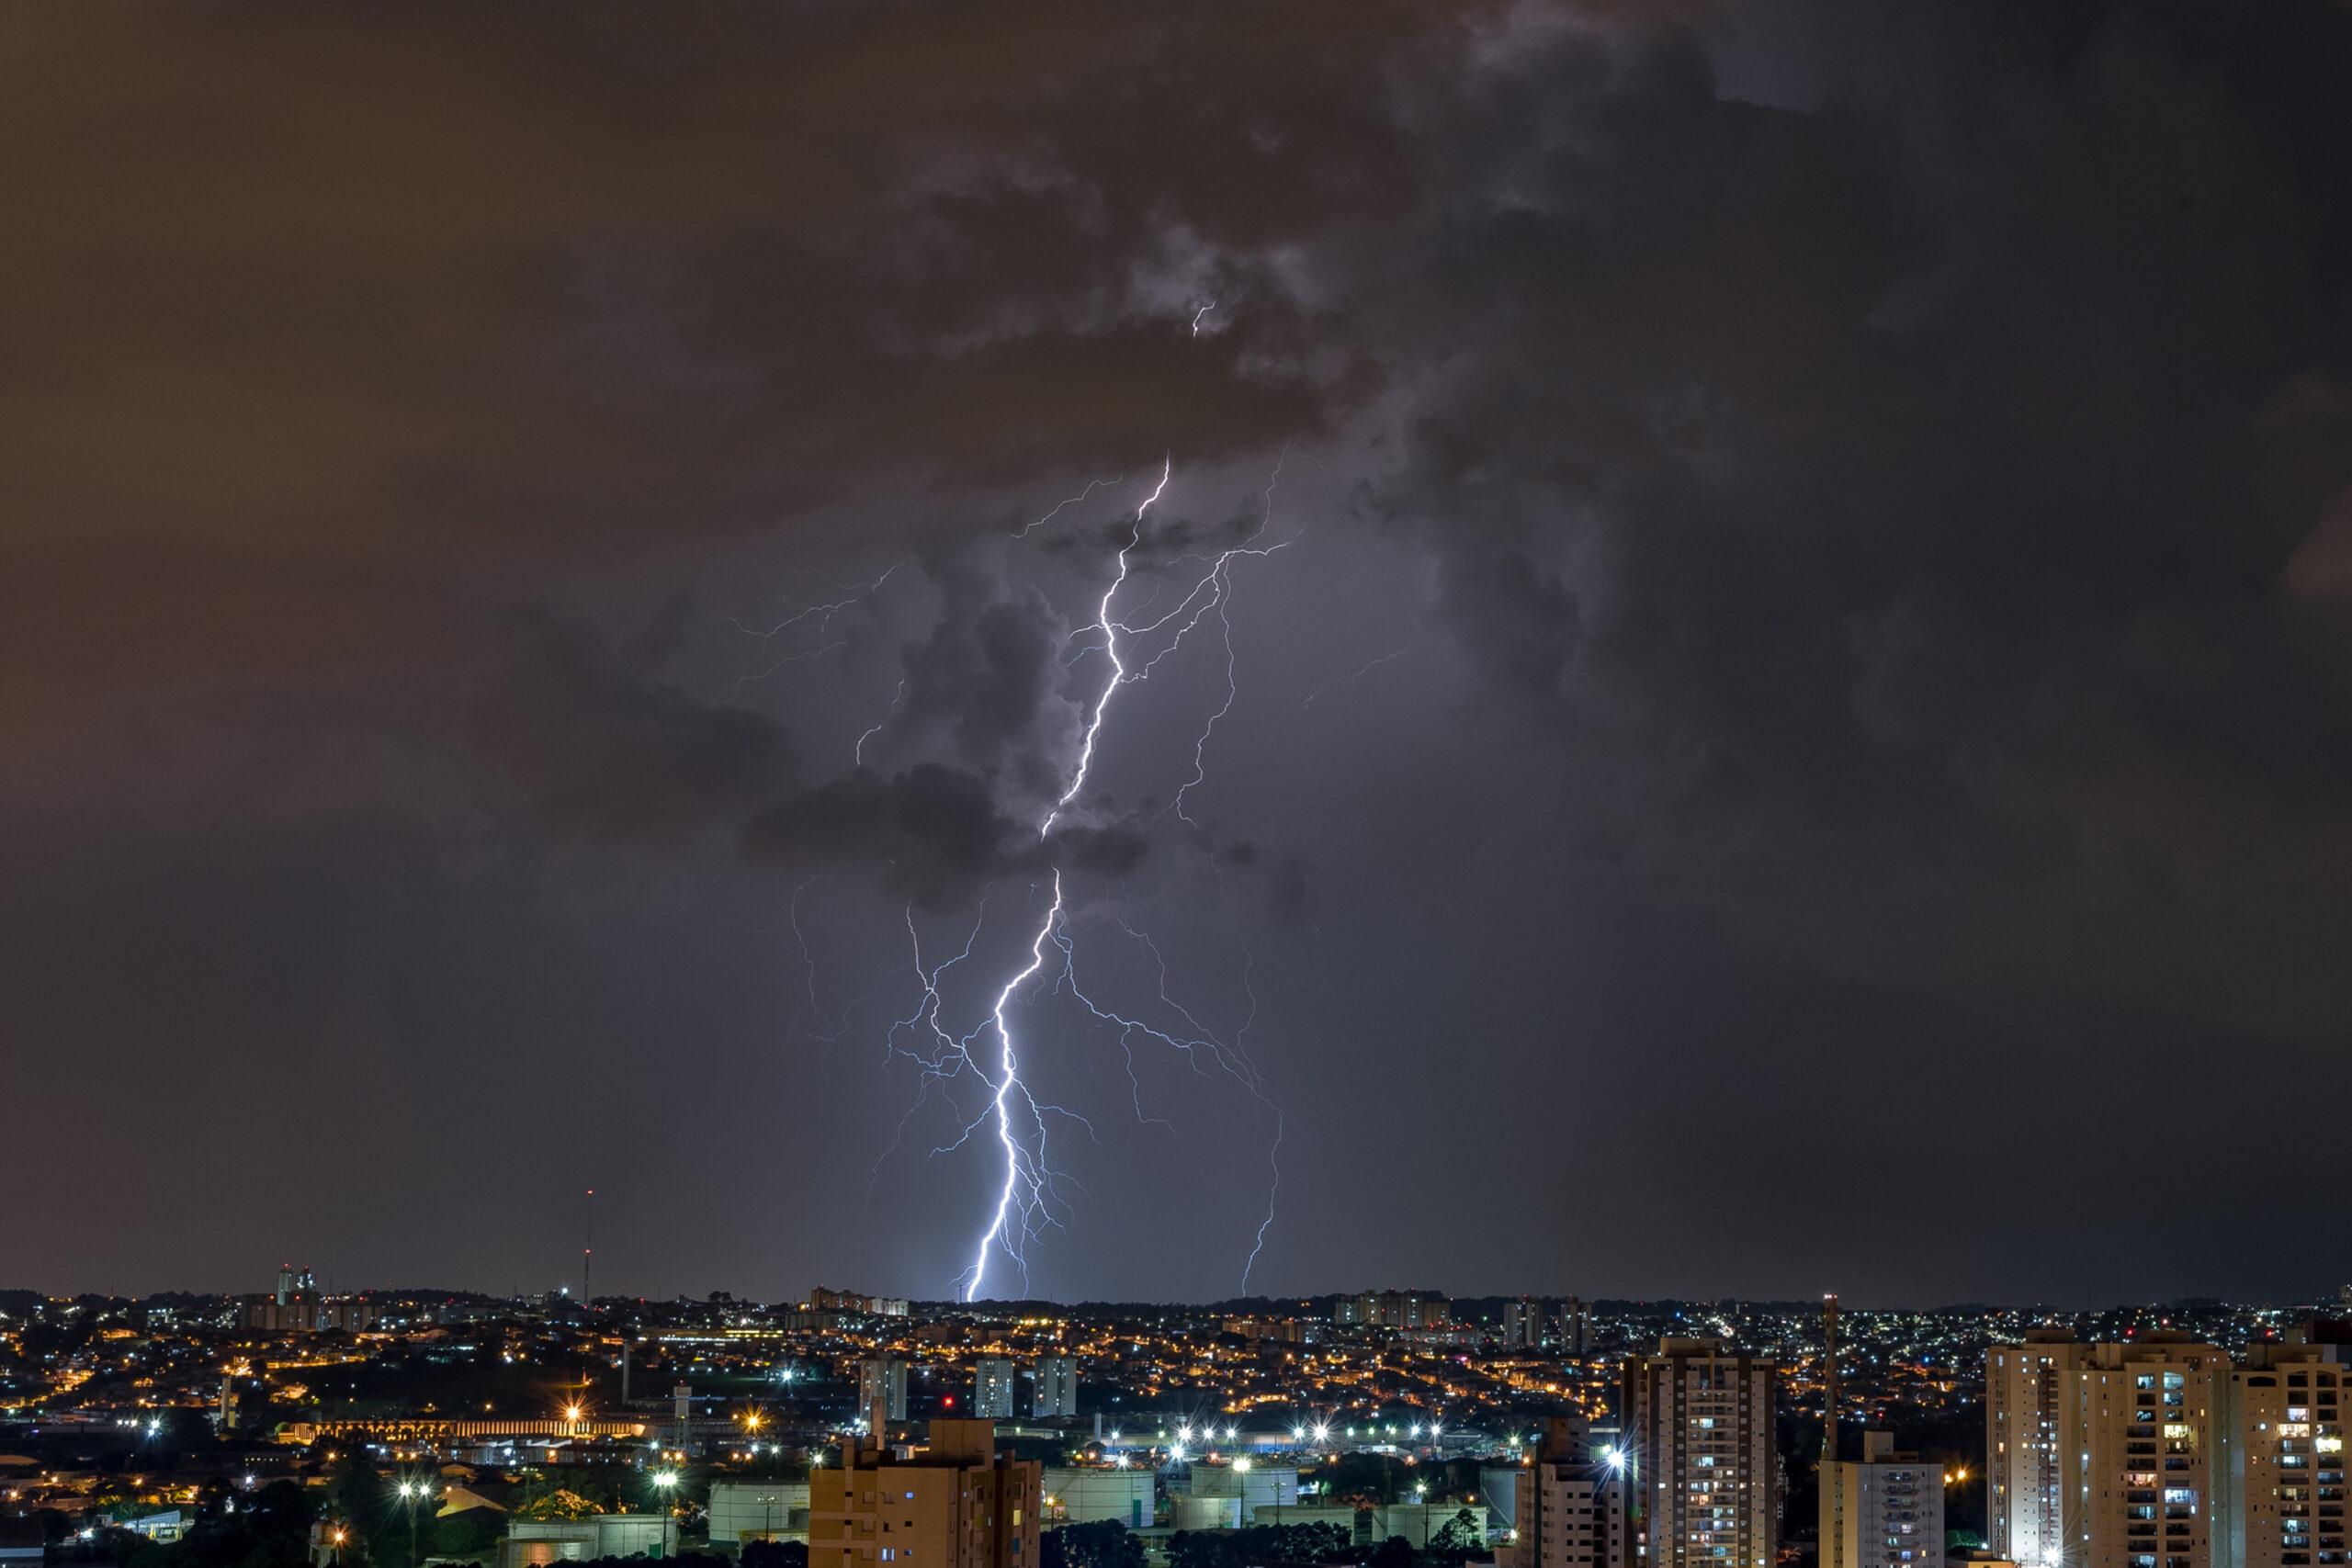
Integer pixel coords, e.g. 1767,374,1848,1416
820,455,1295,1302
723,566,897,701
955,455,1299,1299
1170,452,1290,826
961,460,1168,1299
1014,471,1131,539
854,678,906,766
1303,643,1415,707
961,872,1069,1301
1039,457,1170,839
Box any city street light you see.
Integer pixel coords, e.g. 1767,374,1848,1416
398,1481,426,1567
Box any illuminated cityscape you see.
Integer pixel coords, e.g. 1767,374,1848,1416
6,1284,2352,1568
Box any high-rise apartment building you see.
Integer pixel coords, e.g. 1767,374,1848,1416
813,1418,1038,1568
1035,1357,1078,1419
1622,1338,1779,1568
1989,1332,2086,1568
862,1358,909,1424
974,1358,1017,1420
1504,1299,1542,1349
1824,1432,1944,1568
2214,1341,2350,1568
1504,1415,1631,1568
1987,1333,2225,1568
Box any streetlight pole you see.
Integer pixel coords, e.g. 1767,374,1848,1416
399,1481,423,1568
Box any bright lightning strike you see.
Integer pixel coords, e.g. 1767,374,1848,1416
954,456,1294,1297
1039,457,1170,839
962,872,1067,1302
822,455,1295,1301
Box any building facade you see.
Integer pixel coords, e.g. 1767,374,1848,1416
974,1359,1017,1420
812,1419,1039,1568
1503,1415,1631,1568
239,1265,377,1334
1987,1334,2226,1568
1622,1338,1779,1568
862,1359,910,1424
1824,1432,1945,1568
1337,1292,1452,1329
1503,1299,1542,1349
1035,1357,1078,1419
2214,1342,2350,1568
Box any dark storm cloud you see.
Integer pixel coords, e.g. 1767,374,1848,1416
0,1,1433,735
467,604,797,842
1340,2,2352,1034
741,762,1148,906
889,541,1078,807
9,0,2352,1301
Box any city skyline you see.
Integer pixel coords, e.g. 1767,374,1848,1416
12,1274,2352,1568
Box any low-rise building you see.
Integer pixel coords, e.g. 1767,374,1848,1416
812,1419,1039,1568
1823,1432,1944,1568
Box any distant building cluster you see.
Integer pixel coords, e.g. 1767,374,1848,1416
8,1272,2352,1568
237,1265,378,1335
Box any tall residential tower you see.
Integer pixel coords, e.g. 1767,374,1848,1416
1623,1338,1780,1568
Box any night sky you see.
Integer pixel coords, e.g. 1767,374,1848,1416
6,1,2351,1308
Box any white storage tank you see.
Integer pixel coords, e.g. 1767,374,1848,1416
1478,1468,1519,1530
707,1481,812,1544
1240,1467,1298,1516
1171,1494,1240,1531
1043,1468,1156,1529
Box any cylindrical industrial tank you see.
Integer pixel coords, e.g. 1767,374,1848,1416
1171,1495,1241,1530
1043,1469,1157,1528
1240,1468,1297,1515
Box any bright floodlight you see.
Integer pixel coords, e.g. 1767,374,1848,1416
1294,1427,1306,1441
1313,1425,1329,1441
654,1472,677,1489
1179,1423,1192,1438
566,1406,582,1421
1410,1424,1421,1438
